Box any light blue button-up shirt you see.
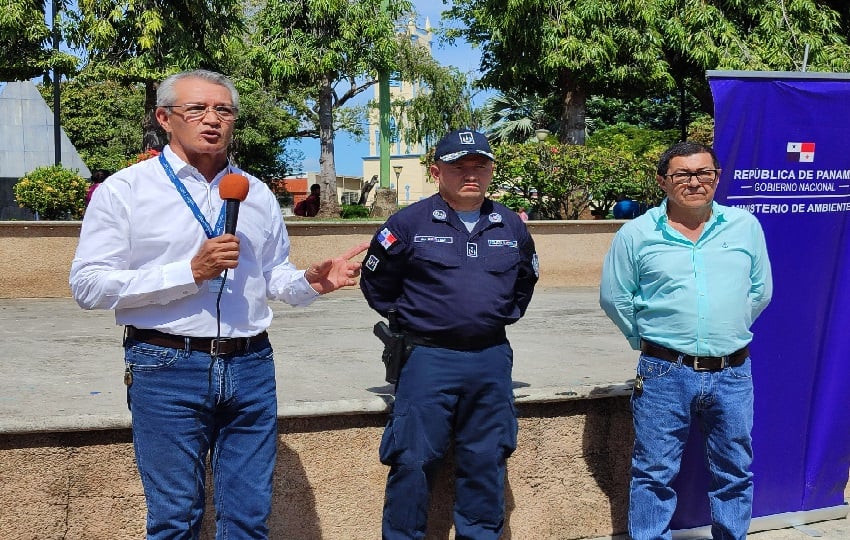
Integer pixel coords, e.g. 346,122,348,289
600,200,773,356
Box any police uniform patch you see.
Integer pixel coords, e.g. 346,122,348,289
376,227,397,250
414,235,454,243
532,253,540,277
488,239,518,248
467,242,478,257
488,213,502,223
366,254,380,271
432,209,447,221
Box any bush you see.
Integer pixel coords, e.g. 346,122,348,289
13,165,88,220
340,204,372,219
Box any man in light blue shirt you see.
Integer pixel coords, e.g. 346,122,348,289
600,141,772,540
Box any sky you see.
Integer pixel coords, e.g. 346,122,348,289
291,0,489,177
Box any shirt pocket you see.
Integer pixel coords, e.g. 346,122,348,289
412,243,462,269
484,250,520,274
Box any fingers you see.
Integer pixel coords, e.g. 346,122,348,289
338,241,370,261
191,235,240,283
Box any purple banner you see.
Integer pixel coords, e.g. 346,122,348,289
670,73,850,528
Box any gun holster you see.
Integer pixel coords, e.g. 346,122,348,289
372,320,409,385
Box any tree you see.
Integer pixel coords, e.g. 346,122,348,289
447,0,850,145
0,0,76,81
480,92,558,144
492,141,658,220
39,79,144,171
65,0,245,150
252,1,475,217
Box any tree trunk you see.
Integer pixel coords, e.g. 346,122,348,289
557,71,586,145
142,80,167,151
317,77,341,218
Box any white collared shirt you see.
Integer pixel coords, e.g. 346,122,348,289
70,145,318,337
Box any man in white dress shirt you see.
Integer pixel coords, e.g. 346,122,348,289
70,69,365,539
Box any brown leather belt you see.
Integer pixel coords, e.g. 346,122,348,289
641,340,749,371
125,326,269,356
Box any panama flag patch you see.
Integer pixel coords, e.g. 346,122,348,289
787,142,815,162
377,227,397,250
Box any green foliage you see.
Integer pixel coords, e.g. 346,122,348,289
65,0,246,148
39,80,144,172
496,192,533,213
687,115,715,147
481,92,559,144
230,77,301,180
251,0,476,216
586,124,678,158
13,165,88,220
390,40,480,143
447,0,850,144
586,94,702,133
0,0,77,80
340,204,371,219
492,141,659,220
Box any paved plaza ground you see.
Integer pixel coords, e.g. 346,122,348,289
1,286,847,538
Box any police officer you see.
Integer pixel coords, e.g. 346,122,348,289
360,129,539,539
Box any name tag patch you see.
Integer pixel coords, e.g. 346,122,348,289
414,235,454,243
488,239,518,248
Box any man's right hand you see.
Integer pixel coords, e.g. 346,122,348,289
191,234,240,284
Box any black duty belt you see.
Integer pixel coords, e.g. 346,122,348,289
125,326,269,356
404,330,507,352
641,340,749,371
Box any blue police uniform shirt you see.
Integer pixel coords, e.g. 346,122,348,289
360,194,539,341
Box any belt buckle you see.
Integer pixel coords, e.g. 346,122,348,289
210,338,228,356
692,356,710,371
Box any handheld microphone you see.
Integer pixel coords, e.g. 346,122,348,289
219,174,249,235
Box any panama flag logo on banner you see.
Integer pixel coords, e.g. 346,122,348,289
787,141,815,162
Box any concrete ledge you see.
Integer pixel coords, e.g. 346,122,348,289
0,398,635,539
0,219,624,298
0,382,633,435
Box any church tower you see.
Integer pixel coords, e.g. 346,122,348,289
362,17,437,206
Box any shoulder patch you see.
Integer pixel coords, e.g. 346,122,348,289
376,227,397,250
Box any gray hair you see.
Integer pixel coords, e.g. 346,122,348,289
156,69,239,109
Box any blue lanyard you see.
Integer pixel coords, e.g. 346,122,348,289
159,152,226,238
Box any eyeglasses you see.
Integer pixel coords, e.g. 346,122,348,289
161,104,238,122
665,169,719,184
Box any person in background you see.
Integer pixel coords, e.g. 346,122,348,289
517,206,529,222
85,169,110,206
360,128,539,539
70,69,366,539
294,183,320,217
600,141,772,540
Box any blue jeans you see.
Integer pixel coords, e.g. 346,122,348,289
125,338,277,540
629,354,754,540
380,342,517,540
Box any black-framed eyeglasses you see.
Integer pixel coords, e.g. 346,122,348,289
665,169,719,184
161,103,238,122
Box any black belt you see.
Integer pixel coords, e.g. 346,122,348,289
641,340,748,371
125,326,269,356
404,330,507,352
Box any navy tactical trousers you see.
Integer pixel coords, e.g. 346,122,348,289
379,342,517,540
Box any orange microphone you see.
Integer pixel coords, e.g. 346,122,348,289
219,174,249,235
